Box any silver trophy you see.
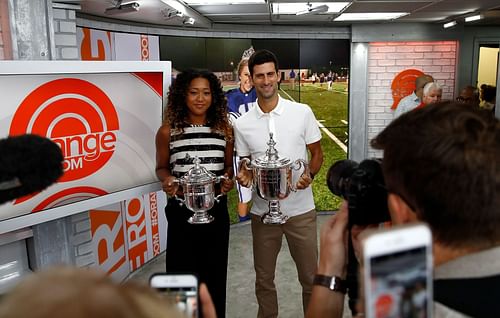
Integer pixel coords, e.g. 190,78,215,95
173,157,227,224
239,133,308,224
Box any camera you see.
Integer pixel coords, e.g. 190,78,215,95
327,159,390,225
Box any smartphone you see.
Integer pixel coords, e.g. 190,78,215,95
362,223,433,318
149,273,199,318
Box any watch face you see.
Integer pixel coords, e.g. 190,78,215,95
314,275,347,293
331,277,346,293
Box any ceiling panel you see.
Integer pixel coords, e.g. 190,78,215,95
353,0,432,2
345,2,434,13
209,16,271,23
398,11,465,22
416,0,500,12
189,4,269,15
77,0,500,28
272,14,335,21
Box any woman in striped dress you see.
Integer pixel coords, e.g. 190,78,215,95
155,69,234,318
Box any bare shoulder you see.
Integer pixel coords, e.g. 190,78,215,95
156,124,171,140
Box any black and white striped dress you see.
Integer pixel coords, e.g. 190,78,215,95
165,124,230,318
169,125,226,178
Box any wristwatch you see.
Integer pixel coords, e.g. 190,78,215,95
313,274,347,294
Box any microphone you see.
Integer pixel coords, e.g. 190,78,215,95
0,134,64,204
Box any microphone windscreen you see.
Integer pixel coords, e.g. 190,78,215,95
0,134,64,205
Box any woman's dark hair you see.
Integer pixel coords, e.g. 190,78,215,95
165,69,232,140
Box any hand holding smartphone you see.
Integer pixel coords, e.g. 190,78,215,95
150,273,199,318
361,223,433,318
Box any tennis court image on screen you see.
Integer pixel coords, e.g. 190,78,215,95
368,247,430,318
155,286,198,318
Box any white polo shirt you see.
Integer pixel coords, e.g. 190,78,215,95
234,96,322,218
394,91,420,118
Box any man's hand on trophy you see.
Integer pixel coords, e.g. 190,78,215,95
296,172,313,190
236,169,253,188
220,173,234,194
162,175,179,196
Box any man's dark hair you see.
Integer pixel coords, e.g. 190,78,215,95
371,101,500,248
483,85,496,103
248,49,279,77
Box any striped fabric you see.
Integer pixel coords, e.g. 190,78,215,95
169,125,226,177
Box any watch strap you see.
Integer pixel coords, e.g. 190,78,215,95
313,274,347,294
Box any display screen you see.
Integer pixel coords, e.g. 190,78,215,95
0,65,169,224
156,286,198,318
368,247,429,318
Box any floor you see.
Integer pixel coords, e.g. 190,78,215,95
127,211,352,318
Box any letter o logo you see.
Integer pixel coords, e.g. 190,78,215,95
9,78,120,182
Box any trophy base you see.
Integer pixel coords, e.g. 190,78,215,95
188,213,214,224
261,213,289,225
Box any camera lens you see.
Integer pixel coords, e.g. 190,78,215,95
327,159,359,198
327,159,390,226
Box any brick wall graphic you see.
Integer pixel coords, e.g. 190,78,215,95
53,7,78,60
367,41,458,157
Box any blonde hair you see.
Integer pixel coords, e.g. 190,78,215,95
237,58,249,76
0,267,184,318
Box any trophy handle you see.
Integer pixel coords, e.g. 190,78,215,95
171,178,185,206
216,175,228,183
290,159,309,192
237,157,253,188
173,194,185,206
238,157,252,172
215,175,229,201
214,193,226,202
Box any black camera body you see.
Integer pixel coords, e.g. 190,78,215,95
327,159,390,226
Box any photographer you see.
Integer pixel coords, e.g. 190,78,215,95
307,101,500,317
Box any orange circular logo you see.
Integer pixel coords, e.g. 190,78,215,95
31,186,108,212
9,78,119,182
391,69,424,110
375,293,394,318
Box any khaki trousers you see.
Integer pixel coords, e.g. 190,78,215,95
251,209,318,318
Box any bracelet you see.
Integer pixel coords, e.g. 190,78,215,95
313,274,347,294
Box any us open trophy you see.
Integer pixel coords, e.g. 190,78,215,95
173,157,227,224
239,133,308,224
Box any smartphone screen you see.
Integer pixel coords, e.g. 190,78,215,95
369,247,429,318
150,274,198,318
363,224,432,318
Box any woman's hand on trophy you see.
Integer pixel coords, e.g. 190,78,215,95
236,169,253,188
220,173,234,193
296,172,313,190
162,175,179,197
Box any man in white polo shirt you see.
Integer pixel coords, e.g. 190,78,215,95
234,49,324,318
394,74,434,118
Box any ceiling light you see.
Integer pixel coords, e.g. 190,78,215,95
272,2,349,15
465,14,482,22
105,2,139,15
443,21,457,28
182,0,265,4
296,4,329,16
334,12,407,21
